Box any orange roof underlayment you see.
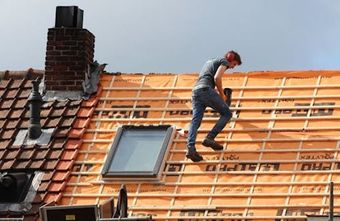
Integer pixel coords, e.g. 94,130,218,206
60,70,340,220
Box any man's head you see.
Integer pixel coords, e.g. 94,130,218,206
224,50,242,69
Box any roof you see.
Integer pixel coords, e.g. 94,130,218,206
1,70,340,220
58,70,340,220
0,70,98,220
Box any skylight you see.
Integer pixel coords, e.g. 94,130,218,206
102,125,175,180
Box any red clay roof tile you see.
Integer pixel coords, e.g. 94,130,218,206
48,150,62,159
13,160,30,169
51,107,66,117
52,171,70,181
68,128,85,138
32,193,45,204
4,149,20,160
64,139,82,150
54,128,70,138
0,119,6,128
29,160,45,169
43,160,59,170
73,118,90,129
23,110,31,119
55,100,69,108
0,73,99,220
38,181,49,192
19,144,32,151
77,107,95,118
44,193,62,204
9,109,25,118
64,106,79,116
17,89,31,98
0,140,11,150
0,109,10,119
51,139,66,149
42,101,55,109
61,150,78,160
41,107,52,118
48,182,66,193
22,144,35,150
0,79,11,89
7,143,21,150
9,79,24,89
18,149,34,160
6,119,21,129
45,117,61,128
0,150,5,159
81,97,98,107
22,79,33,88
69,100,82,107
56,160,73,171
60,117,75,127
40,118,48,128
1,159,15,170
0,99,14,109
2,129,17,139
19,119,29,128
42,172,54,181
5,89,19,99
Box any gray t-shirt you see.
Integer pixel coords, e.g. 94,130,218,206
194,57,229,89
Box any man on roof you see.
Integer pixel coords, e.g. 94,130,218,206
186,50,242,162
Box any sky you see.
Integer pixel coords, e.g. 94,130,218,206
1,0,340,73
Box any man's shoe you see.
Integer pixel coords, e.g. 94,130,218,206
202,137,224,150
186,148,203,162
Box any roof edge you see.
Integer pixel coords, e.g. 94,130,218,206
0,68,44,80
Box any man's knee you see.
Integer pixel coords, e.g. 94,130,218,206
221,108,232,119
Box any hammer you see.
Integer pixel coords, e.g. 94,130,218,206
223,88,233,107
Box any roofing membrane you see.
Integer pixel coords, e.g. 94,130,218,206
59,71,340,220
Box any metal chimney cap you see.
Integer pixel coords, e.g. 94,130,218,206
55,6,84,28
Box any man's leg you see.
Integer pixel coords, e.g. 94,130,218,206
187,93,206,162
203,88,232,150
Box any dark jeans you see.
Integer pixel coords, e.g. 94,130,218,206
187,87,232,148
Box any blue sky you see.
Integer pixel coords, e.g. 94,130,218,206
1,0,339,73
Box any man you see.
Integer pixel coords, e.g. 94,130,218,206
186,51,242,162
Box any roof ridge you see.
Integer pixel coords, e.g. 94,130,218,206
0,68,44,80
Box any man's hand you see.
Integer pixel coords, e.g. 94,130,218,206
221,93,227,102
214,65,228,101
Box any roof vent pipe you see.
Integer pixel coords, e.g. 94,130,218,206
28,78,43,139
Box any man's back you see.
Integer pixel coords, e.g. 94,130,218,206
194,57,229,89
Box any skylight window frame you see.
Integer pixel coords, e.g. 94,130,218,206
101,125,176,180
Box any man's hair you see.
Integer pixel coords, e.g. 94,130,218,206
225,50,242,65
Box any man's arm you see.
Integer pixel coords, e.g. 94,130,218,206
214,65,227,101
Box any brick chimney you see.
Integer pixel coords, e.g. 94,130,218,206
45,6,95,91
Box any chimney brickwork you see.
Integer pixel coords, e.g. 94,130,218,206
45,28,95,91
